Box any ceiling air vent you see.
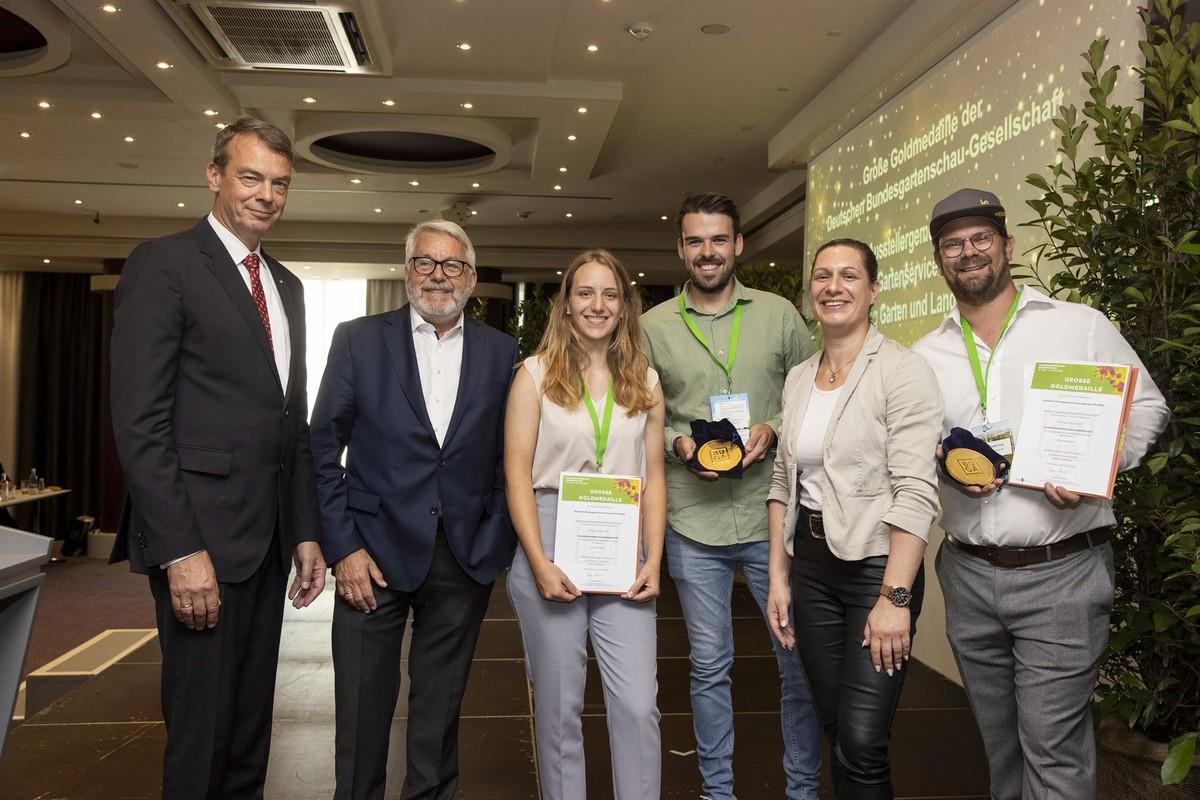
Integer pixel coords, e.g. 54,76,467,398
160,0,387,75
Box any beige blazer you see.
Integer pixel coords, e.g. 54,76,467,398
768,326,943,560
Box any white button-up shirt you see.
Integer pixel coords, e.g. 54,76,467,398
912,286,1169,547
207,213,291,391
411,308,464,446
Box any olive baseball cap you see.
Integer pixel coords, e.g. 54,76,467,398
929,188,1007,242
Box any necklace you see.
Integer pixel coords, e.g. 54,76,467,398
822,344,864,384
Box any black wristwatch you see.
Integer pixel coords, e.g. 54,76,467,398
880,584,913,608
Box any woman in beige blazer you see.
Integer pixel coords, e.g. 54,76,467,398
766,238,942,799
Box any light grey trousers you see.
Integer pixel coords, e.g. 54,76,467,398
936,536,1115,800
507,491,662,800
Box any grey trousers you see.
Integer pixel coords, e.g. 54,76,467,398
508,491,661,800
936,537,1114,800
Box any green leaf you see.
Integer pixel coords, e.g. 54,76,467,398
1162,734,1197,785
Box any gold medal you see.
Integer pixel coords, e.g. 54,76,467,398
696,439,743,472
944,447,997,485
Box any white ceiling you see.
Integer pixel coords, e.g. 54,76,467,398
0,0,1013,283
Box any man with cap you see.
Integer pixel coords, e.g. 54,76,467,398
911,187,1168,799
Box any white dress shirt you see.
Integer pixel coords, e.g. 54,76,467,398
411,307,464,446
207,213,291,391
912,286,1169,547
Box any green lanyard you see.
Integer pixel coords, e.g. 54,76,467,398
959,291,1021,422
581,376,615,468
678,292,744,393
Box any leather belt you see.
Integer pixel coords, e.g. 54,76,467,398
949,527,1112,568
798,507,825,540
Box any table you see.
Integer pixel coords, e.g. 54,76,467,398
0,525,52,759
0,488,71,535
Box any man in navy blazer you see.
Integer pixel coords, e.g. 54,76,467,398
310,219,518,800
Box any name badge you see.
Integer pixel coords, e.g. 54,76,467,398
972,418,1015,459
710,392,751,445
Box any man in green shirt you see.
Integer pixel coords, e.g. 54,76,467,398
641,193,820,800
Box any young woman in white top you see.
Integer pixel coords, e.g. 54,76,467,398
765,239,943,799
504,249,666,800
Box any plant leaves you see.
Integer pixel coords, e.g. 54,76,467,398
1162,734,1197,785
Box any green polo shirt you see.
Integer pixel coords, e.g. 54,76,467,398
641,278,814,545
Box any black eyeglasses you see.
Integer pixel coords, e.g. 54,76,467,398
939,231,1000,258
408,256,471,277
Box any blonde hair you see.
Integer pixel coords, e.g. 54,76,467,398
533,249,655,415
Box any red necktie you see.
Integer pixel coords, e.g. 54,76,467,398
243,253,274,353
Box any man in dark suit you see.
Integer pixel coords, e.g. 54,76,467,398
110,117,326,799
310,219,518,800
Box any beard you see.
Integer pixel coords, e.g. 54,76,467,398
687,256,735,294
943,255,1010,306
408,277,471,324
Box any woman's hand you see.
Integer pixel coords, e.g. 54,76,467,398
863,596,911,677
532,559,582,603
767,577,795,650
624,561,660,603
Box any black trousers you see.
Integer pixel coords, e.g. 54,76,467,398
332,530,493,800
150,541,287,800
790,524,924,800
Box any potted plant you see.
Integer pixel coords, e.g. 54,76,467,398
1021,0,1199,792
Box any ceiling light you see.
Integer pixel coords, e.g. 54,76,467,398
381,99,396,106
214,122,227,129
700,23,731,35
409,180,420,186
155,61,173,70
101,4,119,12
567,134,577,141
303,265,311,270
558,166,568,173
457,42,471,51
471,182,480,188
586,44,599,53
565,212,573,218
389,267,397,272
123,135,135,143
660,215,668,220
460,102,474,109
43,259,51,264
350,178,362,185
91,112,103,119
769,262,776,267
470,209,478,215
631,280,637,286
302,97,317,104
37,101,51,109
177,202,186,208
374,208,383,213
638,272,645,277
203,109,219,116
553,184,562,191
19,132,30,139
576,106,588,114
74,200,83,205
556,270,563,276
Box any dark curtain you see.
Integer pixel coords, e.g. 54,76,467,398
15,273,104,538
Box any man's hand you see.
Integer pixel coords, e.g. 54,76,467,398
741,423,776,469
333,548,387,614
289,541,327,609
167,550,220,630
935,445,1004,496
674,436,719,481
1044,483,1083,509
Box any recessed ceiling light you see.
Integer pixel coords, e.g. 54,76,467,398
565,212,573,218
303,265,311,270
374,208,383,213
660,215,668,220
457,42,471,51
586,44,599,52
123,135,135,143
630,280,637,285
349,178,362,184
74,200,83,205
700,23,731,35
553,184,562,191
19,132,30,139
177,202,186,208
769,261,777,267
37,101,51,109
638,272,645,277
203,109,219,116
43,258,51,264
155,61,173,70
389,267,397,272
558,166,568,173
470,209,478,215
302,97,317,104
576,106,588,114
567,134,577,141
460,102,474,109
556,270,563,276
381,99,396,107
471,182,480,188
409,180,420,187
101,4,119,12
214,122,227,129
90,112,103,119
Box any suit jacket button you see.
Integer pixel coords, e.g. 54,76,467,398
279,463,285,471
429,506,438,515
438,459,447,467
284,410,290,418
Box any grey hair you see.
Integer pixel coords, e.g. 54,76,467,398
404,219,477,270
212,117,294,170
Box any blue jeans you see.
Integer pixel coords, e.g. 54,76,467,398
665,527,821,800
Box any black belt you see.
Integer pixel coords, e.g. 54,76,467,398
798,506,825,540
949,527,1112,568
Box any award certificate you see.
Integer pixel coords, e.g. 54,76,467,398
1008,361,1138,499
554,472,642,594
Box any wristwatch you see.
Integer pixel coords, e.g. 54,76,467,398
880,584,913,607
